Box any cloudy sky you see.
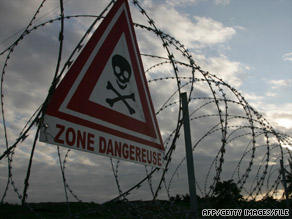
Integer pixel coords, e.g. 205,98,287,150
0,0,291,205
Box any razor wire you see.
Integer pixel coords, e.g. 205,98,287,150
0,0,292,217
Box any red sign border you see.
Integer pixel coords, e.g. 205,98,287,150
44,0,164,151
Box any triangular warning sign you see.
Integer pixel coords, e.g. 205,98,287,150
40,0,165,168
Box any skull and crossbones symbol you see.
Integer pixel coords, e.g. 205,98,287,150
106,54,136,115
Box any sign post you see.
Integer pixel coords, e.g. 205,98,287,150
181,92,198,217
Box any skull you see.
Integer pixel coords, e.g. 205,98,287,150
112,54,132,90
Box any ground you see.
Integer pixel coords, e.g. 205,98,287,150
0,200,195,218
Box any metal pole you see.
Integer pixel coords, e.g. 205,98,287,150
280,159,292,218
181,92,198,217
22,125,40,205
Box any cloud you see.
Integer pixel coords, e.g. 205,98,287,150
165,0,200,7
268,79,292,89
240,88,292,133
214,0,231,5
162,0,231,7
263,103,292,126
192,16,236,45
0,0,63,49
275,117,292,129
265,91,277,97
140,2,236,48
199,54,247,88
245,99,292,133
283,52,292,62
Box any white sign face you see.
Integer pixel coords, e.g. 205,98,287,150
88,33,146,122
40,0,165,168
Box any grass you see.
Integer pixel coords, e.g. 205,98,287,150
1,197,290,218
0,200,195,218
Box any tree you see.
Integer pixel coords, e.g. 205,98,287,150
285,160,292,198
213,180,242,207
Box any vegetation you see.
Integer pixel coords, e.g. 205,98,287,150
1,180,290,218
285,160,292,198
213,179,243,208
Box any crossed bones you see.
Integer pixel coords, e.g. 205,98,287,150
106,81,136,115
